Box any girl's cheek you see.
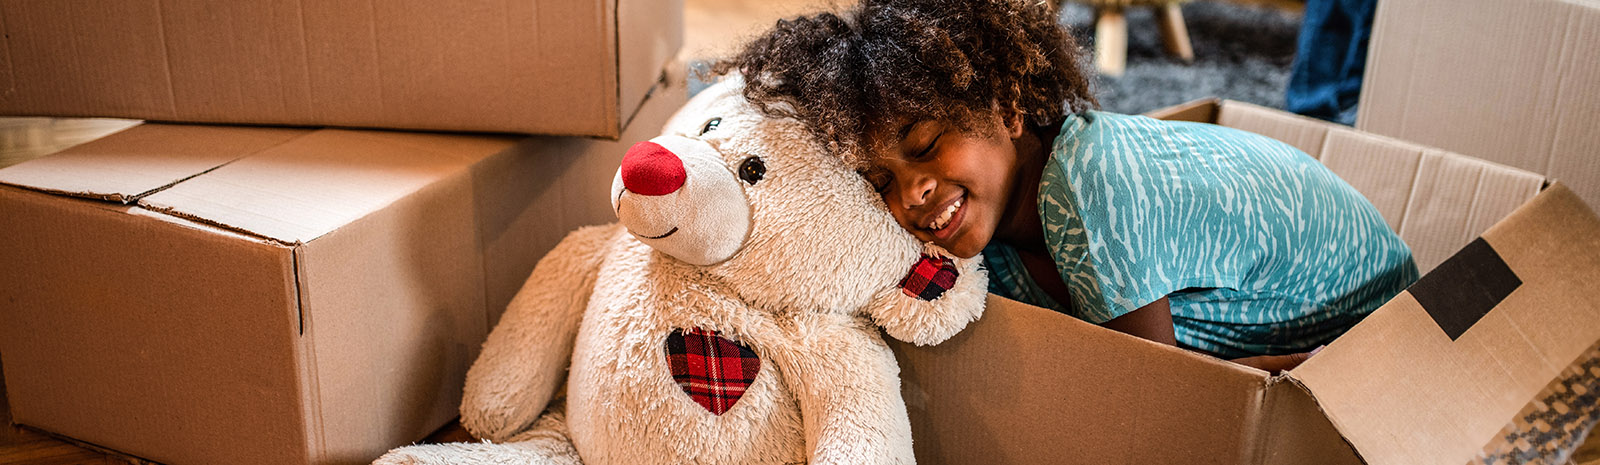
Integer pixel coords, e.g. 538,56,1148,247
888,208,919,233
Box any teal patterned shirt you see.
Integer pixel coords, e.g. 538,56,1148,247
984,111,1418,358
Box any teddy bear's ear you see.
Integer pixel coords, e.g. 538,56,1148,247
865,244,988,346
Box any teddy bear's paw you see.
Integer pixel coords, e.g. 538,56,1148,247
371,444,451,465
372,439,582,465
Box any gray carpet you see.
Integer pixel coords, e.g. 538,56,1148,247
1061,0,1303,115
688,0,1303,116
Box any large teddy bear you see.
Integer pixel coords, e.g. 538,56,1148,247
376,78,987,465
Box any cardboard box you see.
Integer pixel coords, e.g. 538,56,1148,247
0,0,683,139
892,99,1600,465
0,71,684,465
1355,0,1600,210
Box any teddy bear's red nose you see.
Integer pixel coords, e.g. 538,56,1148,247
620,141,686,196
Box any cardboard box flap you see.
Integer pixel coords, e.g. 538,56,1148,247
138,130,518,244
1316,128,1427,232
1357,0,1600,209
1140,97,1219,123
1155,99,1549,273
1287,183,1600,465
1255,378,1362,465
1398,149,1547,272
892,296,1271,465
0,124,303,203
1215,101,1331,160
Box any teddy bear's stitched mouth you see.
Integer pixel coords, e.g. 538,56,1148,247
641,227,679,240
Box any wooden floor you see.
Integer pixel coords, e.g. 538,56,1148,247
3,0,1599,463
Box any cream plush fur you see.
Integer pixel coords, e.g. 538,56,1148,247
374,78,987,465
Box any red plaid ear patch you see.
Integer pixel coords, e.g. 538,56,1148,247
900,254,959,300
665,328,760,415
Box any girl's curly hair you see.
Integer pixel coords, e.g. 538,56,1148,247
712,0,1097,166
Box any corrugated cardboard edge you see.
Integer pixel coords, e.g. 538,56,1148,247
613,0,684,139
1257,375,1367,465
293,245,326,463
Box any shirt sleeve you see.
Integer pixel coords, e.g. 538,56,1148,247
1038,116,1190,324
1038,176,1176,323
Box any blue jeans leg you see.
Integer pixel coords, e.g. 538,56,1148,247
1286,0,1376,125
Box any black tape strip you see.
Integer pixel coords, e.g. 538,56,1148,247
1409,238,1521,340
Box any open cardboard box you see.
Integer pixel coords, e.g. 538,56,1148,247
891,99,1600,465
0,71,685,464
0,0,682,138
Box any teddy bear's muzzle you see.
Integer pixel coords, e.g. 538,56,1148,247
611,135,752,266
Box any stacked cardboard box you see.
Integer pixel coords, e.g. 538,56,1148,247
0,0,682,138
892,100,1600,465
0,0,686,463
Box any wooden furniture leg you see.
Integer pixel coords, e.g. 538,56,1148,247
1156,3,1195,63
1094,7,1127,76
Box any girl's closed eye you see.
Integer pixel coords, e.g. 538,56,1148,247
862,166,893,193
911,132,942,161
900,121,944,162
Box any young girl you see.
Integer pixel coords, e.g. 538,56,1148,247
715,0,1418,372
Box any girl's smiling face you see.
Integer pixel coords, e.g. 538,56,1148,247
863,111,1034,259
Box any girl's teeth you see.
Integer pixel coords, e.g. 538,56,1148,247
929,197,963,230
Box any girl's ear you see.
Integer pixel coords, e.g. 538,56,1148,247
1005,110,1026,139
866,243,989,346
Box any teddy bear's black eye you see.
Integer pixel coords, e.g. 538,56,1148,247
699,117,722,136
738,157,765,185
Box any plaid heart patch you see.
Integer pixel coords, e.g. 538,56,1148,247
900,254,959,300
665,328,760,415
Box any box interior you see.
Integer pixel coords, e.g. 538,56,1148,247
1357,0,1600,211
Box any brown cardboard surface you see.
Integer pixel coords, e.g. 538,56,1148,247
618,0,687,129
1255,379,1361,465
1399,149,1546,272
0,0,683,138
1290,184,1600,465
1140,97,1219,123
292,172,487,463
1357,0,1600,209
0,72,685,463
0,187,305,465
1215,101,1330,160
0,124,303,202
139,130,519,244
892,296,1270,465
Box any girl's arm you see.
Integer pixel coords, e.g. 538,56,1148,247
1102,297,1313,374
1100,296,1178,345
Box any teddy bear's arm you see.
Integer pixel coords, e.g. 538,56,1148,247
778,322,916,465
459,224,620,442
867,254,988,346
